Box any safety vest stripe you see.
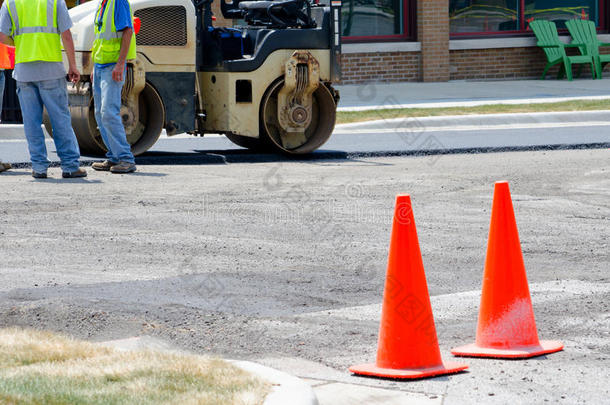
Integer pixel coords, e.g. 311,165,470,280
8,0,57,36
7,0,19,34
105,0,114,33
95,0,120,40
95,31,120,40
46,0,54,29
15,26,60,35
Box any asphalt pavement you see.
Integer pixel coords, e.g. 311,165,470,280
1,78,609,403
0,148,608,404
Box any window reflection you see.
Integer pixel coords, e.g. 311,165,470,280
450,0,518,33
342,0,403,37
524,0,597,29
450,0,599,33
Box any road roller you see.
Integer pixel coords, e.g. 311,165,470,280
44,0,341,155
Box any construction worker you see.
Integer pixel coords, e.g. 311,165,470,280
90,0,137,174
0,39,11,172
0,0,86,178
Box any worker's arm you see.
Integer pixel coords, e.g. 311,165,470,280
112,27,132,82
0,32,13,46
61,30,80,83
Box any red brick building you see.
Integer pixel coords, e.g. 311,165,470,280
336,0,610,83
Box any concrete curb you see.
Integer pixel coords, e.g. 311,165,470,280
335,110,610,131
336,95,610,111
98,336,318,405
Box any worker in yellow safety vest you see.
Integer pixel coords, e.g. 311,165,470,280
90,0,138,174
0,0,87,178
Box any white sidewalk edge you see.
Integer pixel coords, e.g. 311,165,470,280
335,110,610,130
230,360,319,405
337,95,610,111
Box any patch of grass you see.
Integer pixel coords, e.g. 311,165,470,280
336,99,610,124
0,328,269,405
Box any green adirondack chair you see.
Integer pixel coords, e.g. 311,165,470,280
566,19,610,79
529,20,594,80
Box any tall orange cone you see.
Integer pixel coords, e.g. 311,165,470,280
452,182,563,358
350,195,468,379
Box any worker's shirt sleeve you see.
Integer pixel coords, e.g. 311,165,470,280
57,0,73,33
114,0,134,32
0,3,12,36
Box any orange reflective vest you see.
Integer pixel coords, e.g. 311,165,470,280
0,43,12,69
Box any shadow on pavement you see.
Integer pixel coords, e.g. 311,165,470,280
133,149,351,166
32,178,104,184
132,143,610,166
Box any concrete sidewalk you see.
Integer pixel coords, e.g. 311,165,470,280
336,78,610,110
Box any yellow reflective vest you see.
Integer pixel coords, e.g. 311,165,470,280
6,0,63,64
92,0,137,64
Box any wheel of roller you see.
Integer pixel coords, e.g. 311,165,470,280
259,79,336,155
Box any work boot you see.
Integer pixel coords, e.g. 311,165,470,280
62,168,88,178
92,160,117,171
110,161,137,174
32,171,47,179
0,161,10,173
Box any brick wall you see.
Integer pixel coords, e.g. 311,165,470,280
449,46,607,80
339,44,610,84
417,0,450,81
450,47,551,80
340,52,421,84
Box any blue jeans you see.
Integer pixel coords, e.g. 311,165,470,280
93,64,135,164
16,78,81,173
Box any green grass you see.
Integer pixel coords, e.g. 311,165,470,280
0,328,269,405
336,99,610,124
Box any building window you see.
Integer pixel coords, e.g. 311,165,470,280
524,0,598,28
450,0,601,35
342,0,413,41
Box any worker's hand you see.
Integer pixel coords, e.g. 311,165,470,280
68,65,80,84
112,61,125,82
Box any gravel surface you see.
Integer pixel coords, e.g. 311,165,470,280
0,148,608,404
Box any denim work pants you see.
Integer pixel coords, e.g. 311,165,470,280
93,64,135,164
16,78,81,173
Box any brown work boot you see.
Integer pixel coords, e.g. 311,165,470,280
62,168,88,178
0,162,11,173
110,161,137,174
32,171,47,179
92,160,117,171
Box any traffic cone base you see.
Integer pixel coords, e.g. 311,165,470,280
350,360,468,380
451,340,563,359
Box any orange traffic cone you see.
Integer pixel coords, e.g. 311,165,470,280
350,195,468,379
452,182,563,358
